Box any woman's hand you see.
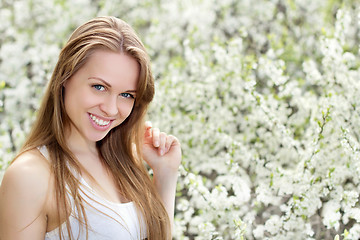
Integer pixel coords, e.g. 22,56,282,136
141,121,181,231
142,121,182,175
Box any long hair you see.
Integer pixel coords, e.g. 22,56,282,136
17,16,170,239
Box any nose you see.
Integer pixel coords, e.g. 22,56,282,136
100,95,118,117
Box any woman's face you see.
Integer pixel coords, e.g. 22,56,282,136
63,50,139,143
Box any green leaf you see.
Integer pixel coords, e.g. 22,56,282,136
0,80,5,89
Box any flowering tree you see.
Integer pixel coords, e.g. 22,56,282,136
1,0,360,239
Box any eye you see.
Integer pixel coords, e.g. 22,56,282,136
121,93,135,99
92,84,106,91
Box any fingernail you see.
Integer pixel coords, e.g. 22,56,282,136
160,149,164,156
145,121,152,128
155,141,159,147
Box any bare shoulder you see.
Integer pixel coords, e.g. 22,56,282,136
0,148,51,238
2,148,51,194
8,148,51,174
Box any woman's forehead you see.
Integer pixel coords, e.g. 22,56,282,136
83,50,139,90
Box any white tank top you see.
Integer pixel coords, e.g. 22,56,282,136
38,146,147,240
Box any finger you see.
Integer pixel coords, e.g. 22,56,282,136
144,121,152,138
159,132,167,155
165,135,176,152
152,128,160,147
145,121,152,129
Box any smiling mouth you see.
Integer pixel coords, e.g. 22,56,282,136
89,113,111,126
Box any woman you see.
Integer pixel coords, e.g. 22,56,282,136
0,16,181,240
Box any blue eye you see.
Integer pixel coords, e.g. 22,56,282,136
121,93,134,99
93,85,105,91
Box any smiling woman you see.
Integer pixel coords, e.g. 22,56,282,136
0,16,181,240
63,51,138,142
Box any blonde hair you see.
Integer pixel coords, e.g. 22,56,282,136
17,16,170,239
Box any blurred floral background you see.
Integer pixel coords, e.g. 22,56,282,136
1,0,360,239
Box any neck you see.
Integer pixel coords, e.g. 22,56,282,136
65,127,98,157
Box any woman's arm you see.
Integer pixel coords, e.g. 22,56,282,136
142,122,182,231
0,150,50,240
152,165,179,230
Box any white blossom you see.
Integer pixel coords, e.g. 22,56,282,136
1,0,360,239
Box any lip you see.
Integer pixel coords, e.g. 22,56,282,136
87,113,114,131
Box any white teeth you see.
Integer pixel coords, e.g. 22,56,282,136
90,114,110,126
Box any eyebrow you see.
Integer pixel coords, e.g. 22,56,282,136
88,77,137,93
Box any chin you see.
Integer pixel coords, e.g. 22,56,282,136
88,132,110,143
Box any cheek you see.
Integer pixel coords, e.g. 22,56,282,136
77,87,102,108
82,94,99,107
64,90,100,117
118,100,135,117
